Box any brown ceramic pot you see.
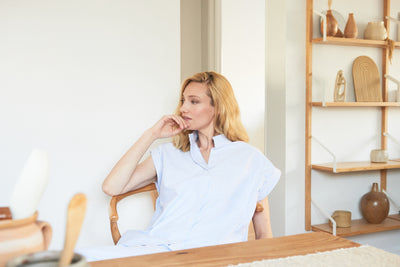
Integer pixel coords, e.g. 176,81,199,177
321,10,338,37
344,13,358,38
360,183,389,224
0,211,52,266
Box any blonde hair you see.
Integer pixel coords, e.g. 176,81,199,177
173,71,249,152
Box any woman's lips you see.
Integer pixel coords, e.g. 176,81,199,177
182,116,191,121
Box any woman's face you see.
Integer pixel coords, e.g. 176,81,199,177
179,82,215,133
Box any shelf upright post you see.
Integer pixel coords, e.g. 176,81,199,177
305,0,313,231
381,0,391,191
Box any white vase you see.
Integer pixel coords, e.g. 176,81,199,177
364,21,387,40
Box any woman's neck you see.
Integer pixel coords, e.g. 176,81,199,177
196,130,215,151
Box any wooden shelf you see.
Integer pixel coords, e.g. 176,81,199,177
312,102,400,107
313,37,400,48
312,160,400,173
311,216,400,237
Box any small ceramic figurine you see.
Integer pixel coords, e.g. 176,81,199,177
334,70,346,102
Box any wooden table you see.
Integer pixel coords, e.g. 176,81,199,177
90,232,360,266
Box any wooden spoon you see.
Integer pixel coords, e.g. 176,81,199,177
59,193,87,267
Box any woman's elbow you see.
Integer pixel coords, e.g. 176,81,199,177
102,181,119,196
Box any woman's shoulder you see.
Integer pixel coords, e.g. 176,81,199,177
231,140,262,154
152,141,175,152
151,141,185,156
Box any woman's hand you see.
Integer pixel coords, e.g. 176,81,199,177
150,115,189,139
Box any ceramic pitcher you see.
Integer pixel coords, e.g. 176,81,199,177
0,211,52,266
364,21,387,40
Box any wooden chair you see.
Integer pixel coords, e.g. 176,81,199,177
109,183,264,245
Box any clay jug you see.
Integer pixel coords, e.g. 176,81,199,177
364,21,387,40
344,13,358,38
320,10,338,37
360,183,389,224
0,211,52,266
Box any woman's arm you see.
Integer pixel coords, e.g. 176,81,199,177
102,115,188,196
252,197,273,239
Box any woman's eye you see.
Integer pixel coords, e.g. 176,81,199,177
191,100,199,104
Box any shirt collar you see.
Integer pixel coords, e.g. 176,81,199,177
189,131,231,149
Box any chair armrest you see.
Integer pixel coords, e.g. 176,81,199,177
109,183,157,244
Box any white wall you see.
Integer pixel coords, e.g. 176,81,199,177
221,0,265,152
285,0,400,255
180,0,202,80
0,0,180,250
265,0,287,237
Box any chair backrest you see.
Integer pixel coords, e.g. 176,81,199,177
108,183,261,245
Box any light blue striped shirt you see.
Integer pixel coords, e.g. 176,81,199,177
118,131,280,251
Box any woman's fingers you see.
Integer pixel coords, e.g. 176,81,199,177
169,115,188,129
154,115,188,138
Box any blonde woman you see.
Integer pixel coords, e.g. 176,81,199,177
82,71,280,261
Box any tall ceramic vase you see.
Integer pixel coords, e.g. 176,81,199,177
321,10,338,37
360,183,389,224
344,13,358,38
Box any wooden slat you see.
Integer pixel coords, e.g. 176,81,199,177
312,37,400,48
90,232,360,267
312,217,400,237
305,0,313,231
312,102,400,107
312,160,400,173
381,0,390,192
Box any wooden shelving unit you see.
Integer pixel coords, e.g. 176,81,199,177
305,0,400,236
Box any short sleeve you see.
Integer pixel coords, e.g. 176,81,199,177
150,146,163,191
257,157,281,201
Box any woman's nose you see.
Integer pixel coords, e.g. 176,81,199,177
180,102,187,113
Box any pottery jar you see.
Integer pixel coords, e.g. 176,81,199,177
320,9,338,37
0,212,52,266
370,149,388,163
329,210,352,228
344,13,358,38
360,183,389,224
364,21,387,40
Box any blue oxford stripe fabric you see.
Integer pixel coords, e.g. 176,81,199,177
119,131,280,251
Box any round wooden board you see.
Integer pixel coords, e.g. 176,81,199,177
352,56,382,102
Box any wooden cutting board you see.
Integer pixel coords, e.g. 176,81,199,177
352,56,382,102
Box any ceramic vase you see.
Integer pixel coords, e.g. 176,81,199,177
0,212,52,266
320,10,338,37
364,21,387,40
360,183,389,224
344,13,358,38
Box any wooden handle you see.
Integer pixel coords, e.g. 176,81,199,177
36,220,53,250
59,193,87,267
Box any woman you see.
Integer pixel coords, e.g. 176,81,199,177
82,71,280,261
